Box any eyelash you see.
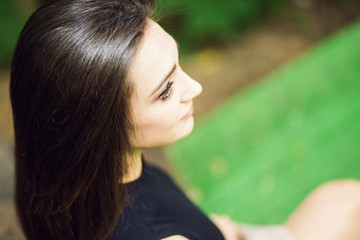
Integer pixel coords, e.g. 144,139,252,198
158,81,174,101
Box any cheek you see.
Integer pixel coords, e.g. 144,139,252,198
132,102,182,147
143,112,175,130
139,98,177,122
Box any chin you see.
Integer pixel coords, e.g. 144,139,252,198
156,116,195,147
177,116,195,141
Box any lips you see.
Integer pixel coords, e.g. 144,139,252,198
182,105,194,120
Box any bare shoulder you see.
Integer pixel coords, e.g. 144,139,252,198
161,235,190,240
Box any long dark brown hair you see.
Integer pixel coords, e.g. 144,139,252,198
10,0,153,239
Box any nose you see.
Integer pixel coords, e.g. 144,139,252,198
180,71,203,103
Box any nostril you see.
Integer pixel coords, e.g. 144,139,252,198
181,80,202,102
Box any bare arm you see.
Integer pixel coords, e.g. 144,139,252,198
286,179,360,240
162,235,190,240
161,216,244,240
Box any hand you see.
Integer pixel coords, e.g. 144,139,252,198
210,214,245,240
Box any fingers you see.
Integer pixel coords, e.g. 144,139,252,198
210,214,244,240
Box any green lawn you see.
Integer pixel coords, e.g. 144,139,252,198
166,19,360,224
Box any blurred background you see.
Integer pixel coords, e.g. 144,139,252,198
1,0,360,239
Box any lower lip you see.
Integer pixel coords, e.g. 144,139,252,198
182,105,194,120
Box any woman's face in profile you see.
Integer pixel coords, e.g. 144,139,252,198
129,20,202,149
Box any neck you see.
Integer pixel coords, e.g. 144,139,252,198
122,149,143,183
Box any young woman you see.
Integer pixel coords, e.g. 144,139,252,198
10,0,360,239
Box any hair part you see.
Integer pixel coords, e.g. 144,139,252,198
10,0,154,239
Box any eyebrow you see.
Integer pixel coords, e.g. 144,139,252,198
151,63,177,96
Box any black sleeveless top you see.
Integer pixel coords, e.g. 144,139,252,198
108,161,225,240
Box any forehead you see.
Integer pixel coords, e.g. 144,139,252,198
128,20,177,96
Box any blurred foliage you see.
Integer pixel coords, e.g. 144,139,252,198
0,0,36,69
156,0,289,53
0,0,290,69
0,0,358,69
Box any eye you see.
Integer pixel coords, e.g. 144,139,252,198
158,81,174,101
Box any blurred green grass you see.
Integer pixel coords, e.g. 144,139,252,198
166,19,360,224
